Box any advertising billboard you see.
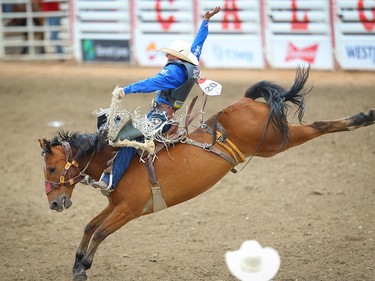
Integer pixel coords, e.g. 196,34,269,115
81,39,130,62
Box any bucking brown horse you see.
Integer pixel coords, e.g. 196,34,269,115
39,67,374,281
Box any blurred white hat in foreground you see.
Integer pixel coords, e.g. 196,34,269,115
225,240,280,281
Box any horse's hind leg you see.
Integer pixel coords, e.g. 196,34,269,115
73,204,113,277
73,203,140,281
312,109,375,133
286,109,375,149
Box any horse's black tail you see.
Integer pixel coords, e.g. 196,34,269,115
244,66,313,147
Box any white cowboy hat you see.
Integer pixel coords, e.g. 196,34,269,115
158,40,199,66
225,240,281,281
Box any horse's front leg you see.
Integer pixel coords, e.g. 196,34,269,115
73,204,114,276
73,203,141,281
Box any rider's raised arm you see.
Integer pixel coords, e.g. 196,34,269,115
191,6,221,61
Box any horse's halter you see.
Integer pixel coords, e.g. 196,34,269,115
44,141,92,194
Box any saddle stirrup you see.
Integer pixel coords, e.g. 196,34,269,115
99,172,113,191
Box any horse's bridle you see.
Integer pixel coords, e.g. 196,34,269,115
44,141,92,194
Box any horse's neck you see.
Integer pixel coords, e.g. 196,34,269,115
84,146,116,180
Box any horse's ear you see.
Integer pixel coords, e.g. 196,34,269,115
38,139,44,148
39,138,51,152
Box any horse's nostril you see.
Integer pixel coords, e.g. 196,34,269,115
63,196,72,209
50,201,59,210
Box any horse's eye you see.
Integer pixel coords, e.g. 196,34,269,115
48,167,56,173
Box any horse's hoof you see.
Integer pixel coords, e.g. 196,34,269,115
368,109,375,122
73,272,88,281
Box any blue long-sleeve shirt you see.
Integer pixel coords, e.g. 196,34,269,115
123,20,210,101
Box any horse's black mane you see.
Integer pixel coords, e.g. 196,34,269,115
49,130,108,159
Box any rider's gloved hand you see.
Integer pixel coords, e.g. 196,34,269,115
112,87,125,99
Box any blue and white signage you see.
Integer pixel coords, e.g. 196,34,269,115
336,39,375,70
202,36,264,69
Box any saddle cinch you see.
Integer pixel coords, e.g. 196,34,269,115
97,88,245,213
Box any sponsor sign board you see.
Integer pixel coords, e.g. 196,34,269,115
201,36,264,69
135,35,264,69
332,0,375,70
81,39,130,62
267,36,333,70
336,37,375,70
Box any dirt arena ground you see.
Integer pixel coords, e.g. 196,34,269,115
0,61,374,281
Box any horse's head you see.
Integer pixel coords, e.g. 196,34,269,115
39,138,83,212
